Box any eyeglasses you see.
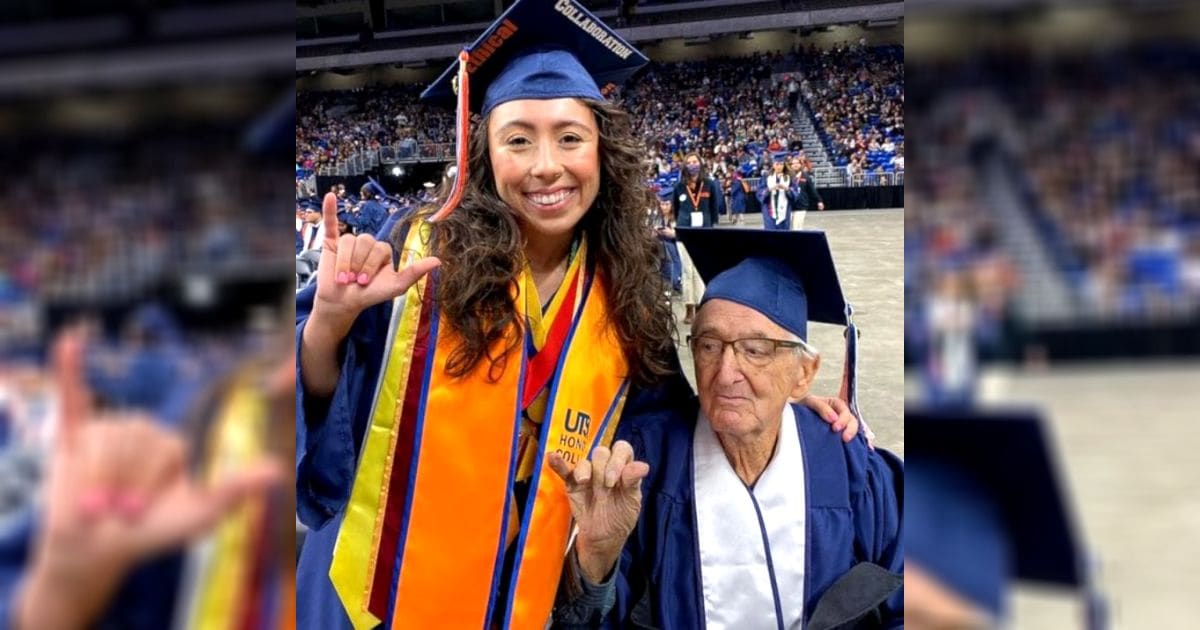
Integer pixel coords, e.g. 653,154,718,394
688,334,816,369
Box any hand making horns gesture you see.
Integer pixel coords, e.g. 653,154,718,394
548,441,649,585
310,192,440,332
14,328,282,630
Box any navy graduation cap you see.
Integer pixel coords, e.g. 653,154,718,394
906,407,1107,629
421,0,647,115
675,228,867,431
418,0,648,221
363,177,387,199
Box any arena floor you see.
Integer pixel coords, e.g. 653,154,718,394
670,209,905,456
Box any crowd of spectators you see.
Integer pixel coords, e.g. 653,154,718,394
1008,49,1200,318
0,133,291,342
296,44,907,191
296,84,455,176
621,52,799,185
797,43,904,181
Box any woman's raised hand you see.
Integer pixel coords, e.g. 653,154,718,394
311,192,440,332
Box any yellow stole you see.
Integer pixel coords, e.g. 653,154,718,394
329,225,629,629
178,365,291,630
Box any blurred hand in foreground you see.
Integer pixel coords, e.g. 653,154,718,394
13,327,282,630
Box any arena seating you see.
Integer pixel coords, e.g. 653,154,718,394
0,135,288,309
1003,48,1200,317
795,43,904,180
297,47,906,193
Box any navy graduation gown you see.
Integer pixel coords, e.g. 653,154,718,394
354,200,388,237
599,400,904,629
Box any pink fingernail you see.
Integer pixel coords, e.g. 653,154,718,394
117,493,146,519
826,412,838,423
357,272,369,285
336,272,347,284
79,490,107,517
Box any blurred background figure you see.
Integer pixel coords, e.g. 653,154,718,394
907,0,1199,626
0,1,294,628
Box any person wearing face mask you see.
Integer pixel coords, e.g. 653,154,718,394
295,2,862,628
671,152,723,228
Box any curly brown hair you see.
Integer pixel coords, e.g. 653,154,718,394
392,98,675,385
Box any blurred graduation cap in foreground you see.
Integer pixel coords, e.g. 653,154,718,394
906,407,1107,629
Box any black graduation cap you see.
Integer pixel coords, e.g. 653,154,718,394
676,228,867,431
906,407,1106,628
417,0,648,222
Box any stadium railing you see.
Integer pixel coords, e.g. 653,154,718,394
745,168,903,190
316,143,457,176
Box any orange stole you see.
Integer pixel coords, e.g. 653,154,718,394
329,227,628,629
501,271,630,629
390,269,628,629
329,224,439,630
386,300,526,628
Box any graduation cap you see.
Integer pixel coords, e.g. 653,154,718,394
365,176,387,199
906,407,1107,629
676,228,868,434
418,0,648,222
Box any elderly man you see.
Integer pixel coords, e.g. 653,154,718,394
552,229,903,629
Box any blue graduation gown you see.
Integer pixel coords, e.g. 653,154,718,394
599,400,903,629
355,200,388,237
729,179,748,215
294,282,695,629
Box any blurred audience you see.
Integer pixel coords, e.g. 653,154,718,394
0,135,288,332
1009,48,1200,318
